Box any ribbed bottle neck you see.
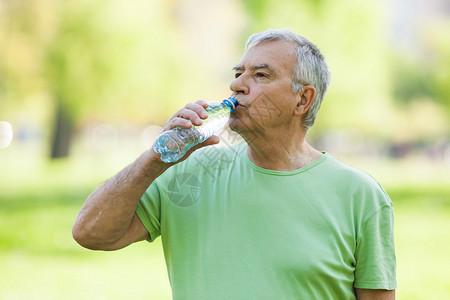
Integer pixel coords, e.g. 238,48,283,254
223,97,237,112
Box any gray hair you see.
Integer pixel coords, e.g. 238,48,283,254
246,29,331,131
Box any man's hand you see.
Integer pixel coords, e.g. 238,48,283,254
154,100,220,163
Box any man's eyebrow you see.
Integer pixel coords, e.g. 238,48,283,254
253,64,276,74
232,64,275,73
252,64,270,70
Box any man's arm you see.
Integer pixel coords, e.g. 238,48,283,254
355,288,395,300
72,149,169,250
72,100,218,251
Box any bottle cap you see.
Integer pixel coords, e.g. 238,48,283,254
223,97,238,112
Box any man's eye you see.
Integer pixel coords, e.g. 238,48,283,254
234,73,242,79
255,72,267,78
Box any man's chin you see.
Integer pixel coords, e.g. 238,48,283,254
228,118,245,133
229,118,260,142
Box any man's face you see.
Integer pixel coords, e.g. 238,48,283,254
228,40,300,140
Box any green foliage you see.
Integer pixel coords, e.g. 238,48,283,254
391,58,435,104
0,0,218,126
44,1,121,117
391,50,450,112
0,1,131,116
0,0,448,146
239,0,271,20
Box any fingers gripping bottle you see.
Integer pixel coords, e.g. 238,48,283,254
154,97,238,163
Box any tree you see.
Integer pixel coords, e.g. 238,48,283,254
44,1,132,157
0,0,193,158
0,0,133,157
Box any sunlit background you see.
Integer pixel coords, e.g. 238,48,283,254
0,0,449,299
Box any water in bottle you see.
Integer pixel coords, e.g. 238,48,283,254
154,97,238,163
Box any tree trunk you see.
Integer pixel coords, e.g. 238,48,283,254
50,100,74,159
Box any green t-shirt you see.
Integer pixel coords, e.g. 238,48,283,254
136,143,396,299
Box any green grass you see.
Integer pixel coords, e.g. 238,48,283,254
0,147,173,299
1,147,449,299
0,184,172,299
389,186,450,299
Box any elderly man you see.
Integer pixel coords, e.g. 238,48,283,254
73,29,396,299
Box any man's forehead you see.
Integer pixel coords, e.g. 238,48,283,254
234,41,297,72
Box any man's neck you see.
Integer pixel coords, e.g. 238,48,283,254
244,131,322,171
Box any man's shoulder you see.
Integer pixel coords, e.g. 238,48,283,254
322,154,391,200
322,154,376,182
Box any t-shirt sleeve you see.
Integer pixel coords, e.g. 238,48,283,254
135,180,162,242
354,203,397,290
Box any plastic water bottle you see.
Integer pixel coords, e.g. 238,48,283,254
154,97,238,163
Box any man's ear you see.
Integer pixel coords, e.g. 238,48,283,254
294,85,316,116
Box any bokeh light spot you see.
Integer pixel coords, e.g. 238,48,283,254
0,121,13,148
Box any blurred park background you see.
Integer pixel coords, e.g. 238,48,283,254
0,0,449,299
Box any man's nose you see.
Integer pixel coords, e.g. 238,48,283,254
229,75,249,95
